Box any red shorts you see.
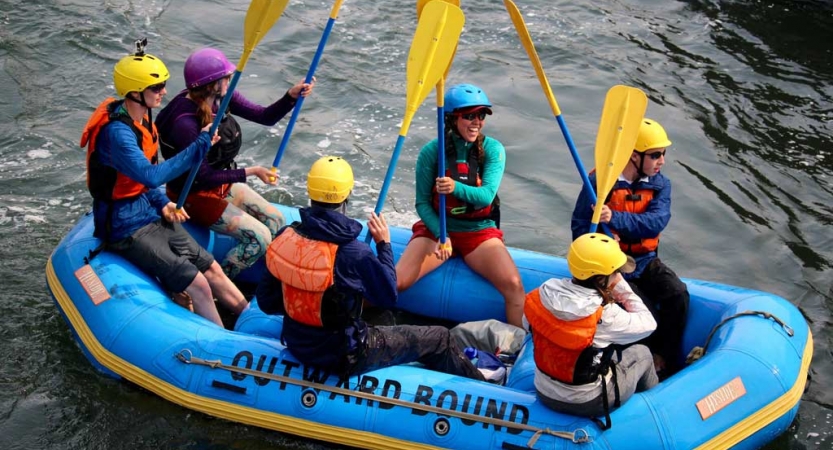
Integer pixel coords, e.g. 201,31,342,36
409,221,504,257
167,186,229,228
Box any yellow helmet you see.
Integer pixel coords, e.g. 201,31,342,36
568,233,634,280
307,156,354,204
634,118,672,152
113,41,170,97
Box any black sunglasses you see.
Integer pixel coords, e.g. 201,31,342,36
646,149,666,160
145,82,167,93
458,111,487,121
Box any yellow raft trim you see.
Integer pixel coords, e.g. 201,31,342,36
46,258,440,450
695,330,813,449
47,257,813,449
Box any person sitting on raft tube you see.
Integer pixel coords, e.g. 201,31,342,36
80,39,248,327
156,47,314,279
395,83,525,328
256,156,484,380
571,118,689,377
524,233,658,429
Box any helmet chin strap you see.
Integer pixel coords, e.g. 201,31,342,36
125,91,152,125
126,90,149,108
630,153,648,179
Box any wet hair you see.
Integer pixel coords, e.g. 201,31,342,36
444,115,485,164
572,274,617,305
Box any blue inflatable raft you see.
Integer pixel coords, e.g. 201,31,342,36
46,205,812,449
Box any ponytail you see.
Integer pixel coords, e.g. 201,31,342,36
573,274,616,306
187,82,219,128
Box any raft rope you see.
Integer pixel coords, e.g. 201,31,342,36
176,350,591,445
686,310,794,364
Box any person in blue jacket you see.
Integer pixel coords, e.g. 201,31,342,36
571,118,689,377
80,39,248,327
256,156,483,380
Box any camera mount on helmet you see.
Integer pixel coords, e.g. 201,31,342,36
134,37,148,57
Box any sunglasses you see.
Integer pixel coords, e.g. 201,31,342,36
646,149,666,160
457,111,488,121
145,82,167,93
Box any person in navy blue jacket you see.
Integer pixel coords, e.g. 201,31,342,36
256,156,483,380
571,118,689,377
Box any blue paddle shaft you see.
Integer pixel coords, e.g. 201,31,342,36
554,114,610,236
437,105,447,244
271,17,337,169
365,134,406,243
176,70,243,209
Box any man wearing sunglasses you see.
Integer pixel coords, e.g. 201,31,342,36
81,39,247,328
570,118,689,379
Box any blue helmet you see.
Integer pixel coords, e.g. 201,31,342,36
444,83,492,114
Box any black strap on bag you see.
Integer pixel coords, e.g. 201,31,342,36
593,345,622,430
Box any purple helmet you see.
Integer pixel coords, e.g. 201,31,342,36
184,48,236,89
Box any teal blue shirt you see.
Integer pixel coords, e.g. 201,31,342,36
414,134,506,236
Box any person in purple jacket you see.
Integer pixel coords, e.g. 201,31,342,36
256,156,483,380
81,40,247,327
156,47,314,279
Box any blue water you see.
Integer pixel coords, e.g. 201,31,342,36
0,0,830,448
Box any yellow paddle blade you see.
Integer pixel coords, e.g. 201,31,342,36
417,0,461,107
238,0,290,70
591,85,648,225
504,0,560,116
417,0,460,18
403,1,464,133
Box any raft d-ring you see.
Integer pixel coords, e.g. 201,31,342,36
573,428,591,443
433,417,450,436
301,389,318,408
762,311,795,337
175,349,194,364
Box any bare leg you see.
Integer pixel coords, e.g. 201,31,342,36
184,272,223,326
202,261,248,315
464,238,526,327
395,236,447,291
228,183,284,238
211,203,271,279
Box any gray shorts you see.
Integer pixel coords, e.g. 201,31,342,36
109,219,214,293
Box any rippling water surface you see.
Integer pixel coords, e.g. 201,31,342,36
0,0,830,448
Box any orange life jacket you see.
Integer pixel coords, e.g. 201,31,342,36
265,226,339,327
80,98,159,202
607,186,660,255
524,288,605,384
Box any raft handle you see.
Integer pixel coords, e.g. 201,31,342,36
687,310,795,365
211,380,247,394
